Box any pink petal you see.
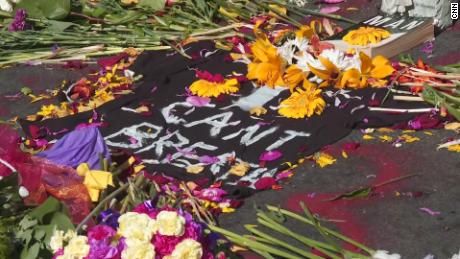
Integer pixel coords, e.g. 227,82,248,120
259,150,282,161
320,6,340,13
419,207,441,216
276,170,293,181
129,137,138,144
322,0,344,3
254,177,277,190
186,96,211,107
199,155,220,165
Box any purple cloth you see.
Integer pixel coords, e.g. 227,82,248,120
36,126,110,170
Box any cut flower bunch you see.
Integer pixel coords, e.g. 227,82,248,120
224,24,395,119
0,0,357,65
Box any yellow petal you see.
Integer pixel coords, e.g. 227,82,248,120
76,163,90,177
359,52,372,74
372,55,391,67
83,171,114,189
229,162,250,177
308,65,331,80
318,56,339,74
370,64,394,79
186,165,205,174
339,68,361,88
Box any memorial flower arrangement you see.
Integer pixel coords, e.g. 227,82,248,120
49,203,216,259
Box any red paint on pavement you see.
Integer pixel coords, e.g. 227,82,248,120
286,143,413,252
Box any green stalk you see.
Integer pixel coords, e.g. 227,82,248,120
208,225,303,259
266,205,375,255
257,214,342,259
246,224,324,259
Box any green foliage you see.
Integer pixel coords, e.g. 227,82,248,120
16,197,74,259
139,0,166,11
15,0,71,20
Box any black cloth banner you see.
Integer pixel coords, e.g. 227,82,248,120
20,42,430,198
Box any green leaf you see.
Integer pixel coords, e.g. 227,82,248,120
15,0,70,20
20,87,32,96
28,197,61,222
326,187,372,201
50,212,74,231
139,0,166,11
20,242,39,259
19,216,38,230
44,20,77,32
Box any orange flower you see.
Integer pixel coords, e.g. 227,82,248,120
308,56,343,87
247,36,286,88
338,52,395,89
283,65,309,91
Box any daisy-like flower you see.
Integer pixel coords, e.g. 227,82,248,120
318,49,361,72
278,84,325,119
189,71,240,98
277,37,309,65
247,36,286,88
343,26,391,46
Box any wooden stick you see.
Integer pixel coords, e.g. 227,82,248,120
368,107,437,113
393,95,424,102
399,82,457,87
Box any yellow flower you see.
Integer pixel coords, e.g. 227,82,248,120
283,65,309,91
359,52,394,86
249,106,267,116
314,152,336,168
165,239,203,259
76,163,114,202
247,36,286,87
189,78,239,97
278,85,326,119
308,56,342,88
338,52,394,89
343,26,391,46
118,212,157,242
122,239,155,259
156,211,186,237
295,25,314,40
37,104,58,118
57,235,90,259
229,162,250,177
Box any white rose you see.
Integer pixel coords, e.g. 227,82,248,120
156,211,186,237
49,230,65,253
57,235,90,259
167,239,203,259
121,239,155,259
118,212,157,242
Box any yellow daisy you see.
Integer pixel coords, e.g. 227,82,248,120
278,84,326,119
189,78,239,98
343,26,391,46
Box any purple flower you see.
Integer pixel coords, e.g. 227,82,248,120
8,9,27,32
97,209,121,229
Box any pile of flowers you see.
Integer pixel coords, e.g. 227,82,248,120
189,24,395,119
28,49,140,121
50,203,215,259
